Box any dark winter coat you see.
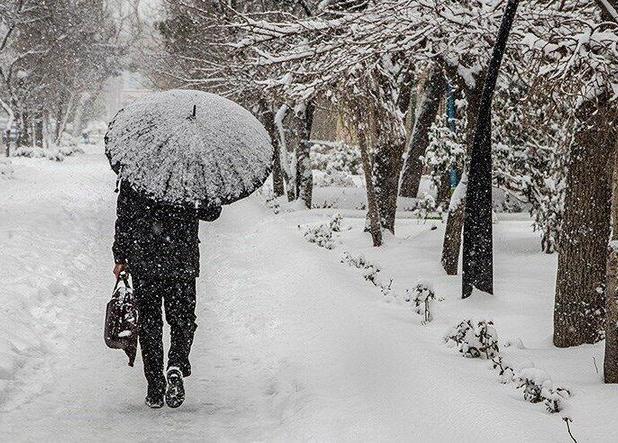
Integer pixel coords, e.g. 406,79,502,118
113,182,221,279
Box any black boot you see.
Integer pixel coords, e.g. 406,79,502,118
165,367,185,408
145,384,165,409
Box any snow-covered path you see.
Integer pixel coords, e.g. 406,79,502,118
1,150,615,442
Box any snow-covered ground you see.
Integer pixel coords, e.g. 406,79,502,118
1,146,617,442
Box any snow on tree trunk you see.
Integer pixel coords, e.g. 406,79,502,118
554,101,615,347
605,146,618,382
0,98,14,157
373,134,405,234
462,0,519,298
71,92,91,145
399,64,446,198
34,113,44,148
442,172,467,274
275,104,296,201
295,101,314,209
440,85,482,275
260,101,285,197
357,121,383,247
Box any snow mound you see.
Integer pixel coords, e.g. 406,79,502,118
105,89,274,206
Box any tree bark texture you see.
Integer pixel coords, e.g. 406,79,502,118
462,0,519,298
261,104,285,197
399,64,446,198
357,122,383,247
295,101,315,208
554,102,615,347
605,146,618,380
440,83,482,275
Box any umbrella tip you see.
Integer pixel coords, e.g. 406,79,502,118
188,104,197,120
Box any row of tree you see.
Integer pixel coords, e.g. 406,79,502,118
0,0,132,150
143,0,618,380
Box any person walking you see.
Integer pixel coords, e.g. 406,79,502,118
112,181,221,408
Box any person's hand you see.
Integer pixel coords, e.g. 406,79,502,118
113,263,126,279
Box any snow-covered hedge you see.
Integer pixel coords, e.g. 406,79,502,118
341,251,392,295
445,319,500,359
405,280,436,323
313,170,356,188
302,213,344,249
311,141,362,175
12,145,84,162
445,319,571,413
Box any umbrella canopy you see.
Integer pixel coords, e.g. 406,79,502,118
105,89,273,207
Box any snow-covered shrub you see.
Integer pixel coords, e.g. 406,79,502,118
415,193,438,221
261,187,281,214
445,319,499,359
313,170,356,188
0,158,14,179
303,223,335,249
12,145,83,162
491,355,515,383
57,132,77,147
311,141,362,175
59,144,84,156
302,213,344,249
329,213,342,232
405,280,436,323
513,368,571,413
341,251,391,294
423,114,465,192
499,192,524,213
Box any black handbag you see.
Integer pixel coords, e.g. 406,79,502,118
104,272,139,366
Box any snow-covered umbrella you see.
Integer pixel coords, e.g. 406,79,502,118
105,89,273,207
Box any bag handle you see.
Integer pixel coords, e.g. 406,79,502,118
113,271,132,292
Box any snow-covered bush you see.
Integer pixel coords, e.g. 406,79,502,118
405,280,436,323
341,251,392,295
303,223,335,249
513,368,571,413
445,319,499,359
311,141,362,175
329,213,342,232
313,170,356,188
423,114,465,192
0,158,14,179
499,192,524,213
415,193,439,221
12,145,84,162
302,213,344,249
491,355,515,383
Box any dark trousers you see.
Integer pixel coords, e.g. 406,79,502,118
134,277,197,393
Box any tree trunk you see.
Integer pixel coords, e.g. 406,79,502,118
357,121,383,247
21,112,32,147
442,173,467,274
71,93,91,143
260,102,285,197
295,101,315,208
373,132,405,233
605,144,618,382
436,170,452,207
462,0,519,298
274,104,295,201
440,84,482,275
33,113,44,148
554,103,614,347
399,64,446,198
